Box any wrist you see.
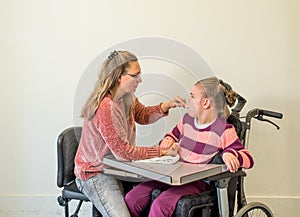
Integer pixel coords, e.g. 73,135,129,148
159,148,164,157
159,149,163,157
160,102,170,114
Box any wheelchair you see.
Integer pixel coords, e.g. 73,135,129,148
56,94,283,217
148,93,283,217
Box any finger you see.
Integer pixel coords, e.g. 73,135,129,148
172,146,179,153
174,96,186,107
227,160,236,173
176,96,186,103
171,143,177,149
161,138,174,148
164,141,173,148
234,160,240,171
232,159,239,172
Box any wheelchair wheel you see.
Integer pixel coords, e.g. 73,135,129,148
234,202,274,217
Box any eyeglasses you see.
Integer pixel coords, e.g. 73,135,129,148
125,73,142,79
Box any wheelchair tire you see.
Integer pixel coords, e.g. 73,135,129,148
234,202,274,217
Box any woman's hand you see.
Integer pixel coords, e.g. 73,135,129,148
160,143,179,157
222,152,240,173
160,96,186,113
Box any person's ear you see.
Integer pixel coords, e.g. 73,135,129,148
118,75,122,83
202,98,211,109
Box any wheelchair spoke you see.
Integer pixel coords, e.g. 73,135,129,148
235,202,274,217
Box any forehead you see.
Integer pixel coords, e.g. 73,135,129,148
191,84,206,96
126,61,141,72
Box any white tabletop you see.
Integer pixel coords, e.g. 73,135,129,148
102,155,227,185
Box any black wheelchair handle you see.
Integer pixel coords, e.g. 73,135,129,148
246,108,283,121
246,108,283,130
259,109,283,119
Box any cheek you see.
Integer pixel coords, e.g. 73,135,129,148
120,78,137,93
187,100,199,117
120,77,132,88
127,79,137,88
119,76,127,85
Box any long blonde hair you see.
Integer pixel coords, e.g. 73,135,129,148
195,76,237,119
81,51,138,120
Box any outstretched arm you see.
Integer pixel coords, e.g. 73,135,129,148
160,96,186,113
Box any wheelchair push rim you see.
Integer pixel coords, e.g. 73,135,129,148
234,202,274,217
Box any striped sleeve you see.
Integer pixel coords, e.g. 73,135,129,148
221,125,254,169
166,117,184,141
159,118,184,150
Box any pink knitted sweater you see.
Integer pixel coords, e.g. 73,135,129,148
160,114,254,168
74,94,167,181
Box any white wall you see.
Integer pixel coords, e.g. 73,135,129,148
0,0,299,216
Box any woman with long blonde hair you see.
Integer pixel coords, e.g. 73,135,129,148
74,50,185,217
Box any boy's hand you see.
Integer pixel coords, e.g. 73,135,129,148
222,152,240,173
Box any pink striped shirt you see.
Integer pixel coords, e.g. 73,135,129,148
160,114,254,168
75,94,167,181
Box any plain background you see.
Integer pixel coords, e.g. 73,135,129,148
0,0,299,216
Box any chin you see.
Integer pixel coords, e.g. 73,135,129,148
187,111,196,118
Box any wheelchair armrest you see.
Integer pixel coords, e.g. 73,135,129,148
204,170,246,182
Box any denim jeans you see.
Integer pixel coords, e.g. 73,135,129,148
75,173,131,217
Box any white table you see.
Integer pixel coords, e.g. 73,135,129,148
102,155,227,185
102,155,230,217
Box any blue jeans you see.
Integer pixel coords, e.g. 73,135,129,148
75,173,131,217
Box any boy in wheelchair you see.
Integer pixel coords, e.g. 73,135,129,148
125,77,254,217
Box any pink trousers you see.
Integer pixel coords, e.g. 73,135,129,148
125,180,207,217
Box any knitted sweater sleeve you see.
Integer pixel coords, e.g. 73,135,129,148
159,117,184,150
93,97,160,161
133,97,167,125
221,125,254,169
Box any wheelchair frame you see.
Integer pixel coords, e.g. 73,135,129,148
150,94,283,217
204,94,283,217
133,94,282,217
